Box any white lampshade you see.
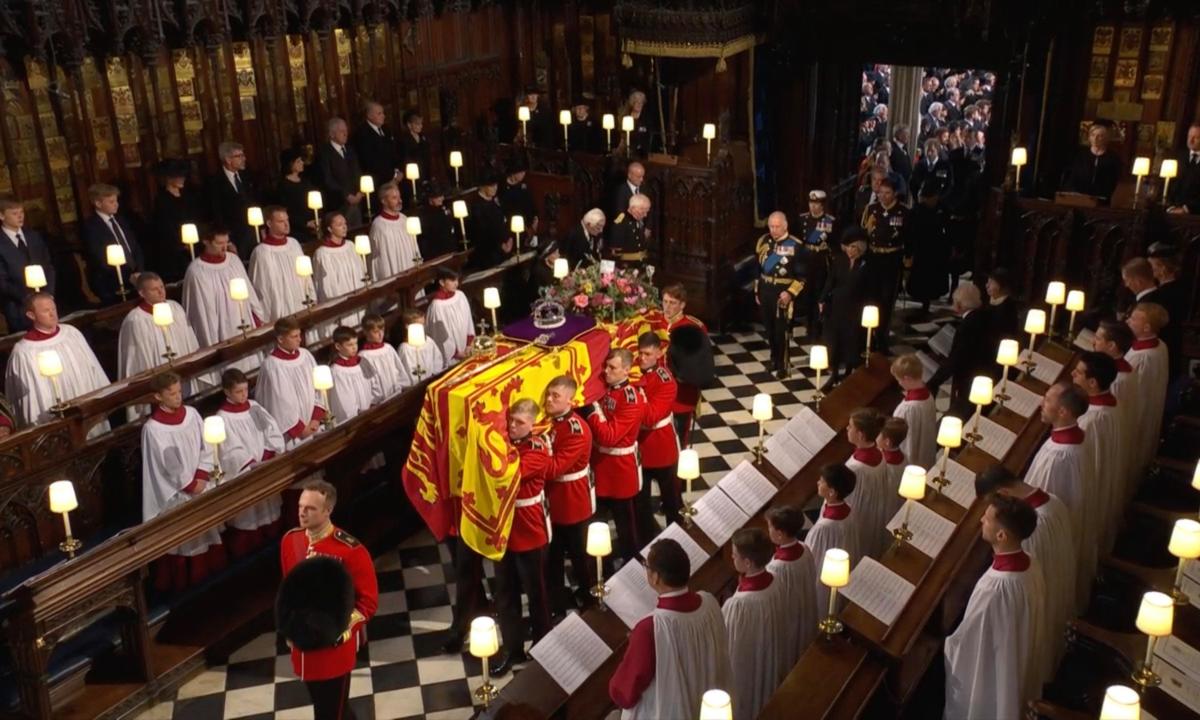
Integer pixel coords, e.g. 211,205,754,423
37,350,63,378
1099,685,1140,720
698,689,733,720
677,448,700,480
359,175,374,195
517,106,531,122
702,123,717,141
553,257,569,279
406,217,422,236
452,200,468,219
247,206,264,227
449,151,464,168
861,305,880,329
968,376,994,405
559,109,571,126
899,466,927,500
1066,290,1085,312
1024,308,1046,335
483,287,501,309
1168,518,1200,560
937,416,963,448
307,190,323,210
1161,159,1179,179
1193,459,1200,492
1132,157,1151,177
820,548,850,588
229,277,249,301
202,415,226,445
468,616,499,658
353,235,371,256
152,302,173,327
752,393,772,421
405,163,420,181
621,115,634,132
295,255,313,278
24,264,47,290
809,345,829,371
48,480,78,513
602,113,615,130
1135,591,1173,637
586,521,612,557
407,323,426,348
1045,281,1066,305
510,215,525,234
996,339,1020,367
1010,147,1027,167
106,244,126,267
312,364,334,391
181,223,199,246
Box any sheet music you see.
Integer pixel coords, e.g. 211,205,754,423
641,523,710,576
1019,349,1065,385
999,380,1042,419
529,612,613,694
910,321,940,334
928,458,978,509
839,557,916,626
783,406,837,455
693,487,750,548
915,351,939,383
605,558,658,629
1156,635,1200,685
928,324,956,358
974,415,1018,460
1154,639,1200,713
886,500,958,559
1073,328,1096,351
763,432,808,479
717,460,779,516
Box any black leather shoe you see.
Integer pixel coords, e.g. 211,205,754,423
441,632,465,654
491,650,527,677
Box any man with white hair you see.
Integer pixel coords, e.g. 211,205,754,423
565,208,605,269
921,102,947,143
609,194,651,269
613,161,644,220
756,211,806,378
928,282,991,418
316,117,365,225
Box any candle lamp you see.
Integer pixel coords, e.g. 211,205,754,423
517,106,531,141
1045,282,1065,338
202,415,226,484
469,616,501,706
586,521,612,608
405,163,420,201
359,176,374,217
752,393,772,464
1161,159,1179,202
295,256,316,308
892,465,927,548
965,376,993,446
24,264,47,291
407,323,427,381
1132,157,1150,207
1131,590,1173,692
702,123,717,164
677,448,700,526
1099,685,1140,719
602,113,615,150
1011,147,1027,192
994,340,1020,407
1167,518,1200,604
449,151,463,187
553,257,569,280
483,287,501,339
405,216,423,264
559,109,571,151
307,191,323,229
452,200,469,249
229,278,251,335
1194,459,1200,519
312,365,335,429
106,244,128,301
621,115,634,156
698,689,733,720
247,206,264,243
181,223,199,260
49,480,82,558
818,548,850,637
353,235,372,284
1021,309,1046,378
810,345,829,409
861,305,879,362
1065,290,1086,341
932,416,962,494
37,350,68,415
510,215,525,253
152,302,177,362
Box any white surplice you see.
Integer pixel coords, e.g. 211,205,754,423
1023,428,1091,582
893,390,938,469
141,405,222,556
1109,362,1142,503
255,347,325,450
766,542,819,659
844,448,893,559
944,554,1046,720
369,211,422,279
217,399,286,531
804,503,861,612
360,342,410,397
1079,397,1123,554
329,357,382,422
118,301,215,421
398,340,445,384
425,290,474,366
5,325,111,436
313,240,366,339
723,572,793,720
1021,489,1076,684
249,236,308,322
1126,339,1169,477
182,252,265,374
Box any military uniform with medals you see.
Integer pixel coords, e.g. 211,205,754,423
860,200,909,351
607,211,649,269
796,210,836,337
756,231,806,375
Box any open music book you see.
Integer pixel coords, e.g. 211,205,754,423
840,557,916,626
717,460,779,516
693,486,750,548
885,501,958,559
529,612,613,694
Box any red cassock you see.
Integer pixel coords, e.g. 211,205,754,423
509,435,553,552
637,363,680,469
280,525,379,681
667,313,707,414
589,381,647,500
545,411,595,525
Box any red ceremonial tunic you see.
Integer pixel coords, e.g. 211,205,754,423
545,411,594,525
280,525,379,681
636,363,680,469
609,590,703,708
667,313,708,414
589,381,647,499
509,434,552,552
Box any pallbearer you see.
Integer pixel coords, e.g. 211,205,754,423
635,332,681,530
542,375,596,616
588,348,648,562
662,283,713,448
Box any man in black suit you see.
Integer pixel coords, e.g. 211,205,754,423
352,100,400,211
316,117,365,226
889,125,913,184
564,208,606,269
81,183,144,306
1167,123,1200,215
1120,257,1165,319
909,138,954,202
0,197,54,331
820,228,876,385
611,162,644,221
1147,243,1186,378
928,283,991,418
206,141,258,261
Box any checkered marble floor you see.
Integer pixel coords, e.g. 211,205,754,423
134,301,954,720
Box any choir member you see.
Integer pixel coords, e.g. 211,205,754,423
662,283,708,446
118,272,206,420
1126,302,1170,476
141,372,225,592
249,206,307,322
878,417,908,506
943,495,1046,720
82,183,144,306
467,172,510,269
928,283,991,418
843,408,890,558
368,182,421,280
820,229,873,384
147,159,201,283
493,399,554,675
206,141,258,261
328,325,382,424
588,349,648,561
398,308,444,383
5,293,110,435
0,197,55,331
542,374,595,616
182,228,265,373
216,368,285,557
724,528,792,720
1071,351,1124,555
359,314,408,397
564,208,605,269
256,318,326,450
1093,319,1140,504
315,117,365,226
890,354,937,468
416,181,458,260
765,506,819,657
425,266,474,366
635,332,681,531
608,538,731,719
805,464,861,610
312,211,365,340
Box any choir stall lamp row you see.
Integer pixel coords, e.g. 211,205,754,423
48,479,82,558
354,235,373,284
931,416,963,496
452,200,469,250
860,305,879,362
202,415,226,484
677,447,700,526
965,376,994,447
483,287,501,339
1129,156,1180,207
152,302,177,362
818,548,851,638
106,244,128,301
1167,518,1200,605
1099,684,1140,719
995,339,1020,409
1131,590,1173,693
809,344,829,411
312,365,335,430
891,465,927,550
295,256,316,308
407,323,428,381
229,278,252,336
752,392,772,465
35,349,68,415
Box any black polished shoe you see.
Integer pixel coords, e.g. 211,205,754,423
490,650,528,677
441,631,465,654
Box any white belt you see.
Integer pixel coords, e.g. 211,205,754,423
644,413,674,431
597,445,637,456
555,467,591,482
515,491,545,508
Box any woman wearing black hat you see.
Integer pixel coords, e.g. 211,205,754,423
148,159,202,282
275,148,318,244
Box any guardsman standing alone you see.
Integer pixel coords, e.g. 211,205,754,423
860,176,908,352
796,190,836,339
756,211,806,378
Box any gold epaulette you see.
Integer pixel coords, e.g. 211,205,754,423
334,529,361,547
615,212,626,223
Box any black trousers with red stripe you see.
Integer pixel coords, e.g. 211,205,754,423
495,545,551,656
597,496,640,562
547,519,591,615
305,673,355,720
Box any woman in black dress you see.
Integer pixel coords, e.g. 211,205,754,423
274,148,318,244
147,159,202,282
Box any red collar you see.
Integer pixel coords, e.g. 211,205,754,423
271,346,301,361
333,355,360,367
321,238,346,249
1131,337,1160,351
882,448,904,465
1024,488,1050,509
1051,425,1084,444
200,252,226,264
380,211,401,221
851,446,883,466
23,326,60,341
904,387,931,401
773,542,805,562
261,235,288,246
822,502,851,520
220,400,251,413
361,342,386,351
737,571,773,593
992,550,1031,572
151,405,187,425
1114,358,1132,372
431,288,456,300
1088,392,1117,406
656,591,702,612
